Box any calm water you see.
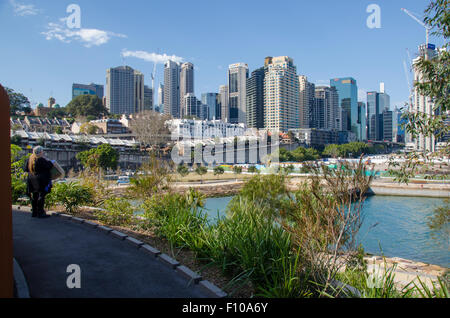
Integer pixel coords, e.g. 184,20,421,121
202,195,450,268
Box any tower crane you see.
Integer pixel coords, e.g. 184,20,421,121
401,8,431,47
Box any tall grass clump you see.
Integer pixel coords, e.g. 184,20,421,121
141,188,209,252
95,197,135,226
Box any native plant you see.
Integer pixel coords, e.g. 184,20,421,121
127,156,172,199
45,181,93,214
95,197,135,226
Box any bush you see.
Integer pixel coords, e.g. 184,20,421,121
213,166,225,177
11,144,29,203
141,188,208,251
248,166,258,174
177,164,189,178
95,197,135,226
46,182,93,214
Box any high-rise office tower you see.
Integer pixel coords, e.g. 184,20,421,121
357,102,367,141
411,44,440,151
144,85,153,111
202,93,219,120
330,77,359,137
184,93,203,119
106,66,144,115
263,56,300,132
298,75,315,128
158,83,164,106
379,83,390,112
246,67,265,129
312,86,339,130
134,70,145,113
367,91,383,141
219,85,229,122
382,109,393,141
180,62,194,117
72,83,104,100
164,60,181,118
228,63,249,124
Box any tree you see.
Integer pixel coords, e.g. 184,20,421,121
232,166,243,181
5,87,31,115
248,165,259,174
66,95,107,118
213,166,225,178
79,123,99,135
55,127,63,134
323,144,340,158
129,110,172,157
389,0,449,182
195,165,208,183
177,164,190,178
46,107,67,119
76,144,119,174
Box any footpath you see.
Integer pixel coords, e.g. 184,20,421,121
12,208,221,298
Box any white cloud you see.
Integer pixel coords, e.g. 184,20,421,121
10,0,40,16
42,18,126,47
121,50,184,64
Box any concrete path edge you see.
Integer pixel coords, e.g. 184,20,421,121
12,205,227,298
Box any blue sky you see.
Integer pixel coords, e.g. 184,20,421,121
0,0,446,110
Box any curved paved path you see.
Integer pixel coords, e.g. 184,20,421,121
13,209,208,298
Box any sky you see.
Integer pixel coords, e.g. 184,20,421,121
0,0,446,110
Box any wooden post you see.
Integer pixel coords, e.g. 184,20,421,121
0,84,13,297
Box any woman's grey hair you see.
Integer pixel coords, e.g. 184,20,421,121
33,146,44,156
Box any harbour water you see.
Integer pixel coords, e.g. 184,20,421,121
202,195,449,268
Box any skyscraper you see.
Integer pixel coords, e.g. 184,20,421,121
106,66,144,115
72,83,104,100
330,77,360,138
357,102,367,141
219,85,229,122
164,60,181,118
202,93,219,120
228,63,248,124
367,91,383,141
264,56,300,132
144,85,153,111
411,44,439,151
158,83,164,106
312,86,339,130
184,93,203,119
180,62,194,118
246,67,265,129
298,75,315,128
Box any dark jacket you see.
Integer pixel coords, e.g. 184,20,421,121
24,157,54,194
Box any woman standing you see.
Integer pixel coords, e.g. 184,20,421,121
24,146,54,218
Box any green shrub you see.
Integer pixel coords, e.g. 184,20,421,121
95,197,135,226
141,188,208,251
46,182,93,214
10,144,29,203
213,166,225,176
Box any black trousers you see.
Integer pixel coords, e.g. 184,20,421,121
30,192,46,217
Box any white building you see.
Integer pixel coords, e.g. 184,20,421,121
264,56,300,132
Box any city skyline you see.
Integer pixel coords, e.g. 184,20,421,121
0,0,445,110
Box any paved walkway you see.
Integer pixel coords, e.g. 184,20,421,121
13,209,209,298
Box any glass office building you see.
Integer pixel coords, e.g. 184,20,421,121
72,83,104,100
330,77,360,139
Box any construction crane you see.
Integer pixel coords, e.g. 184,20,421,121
401,8,431,47
403,59,414,111
150,48,161,109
